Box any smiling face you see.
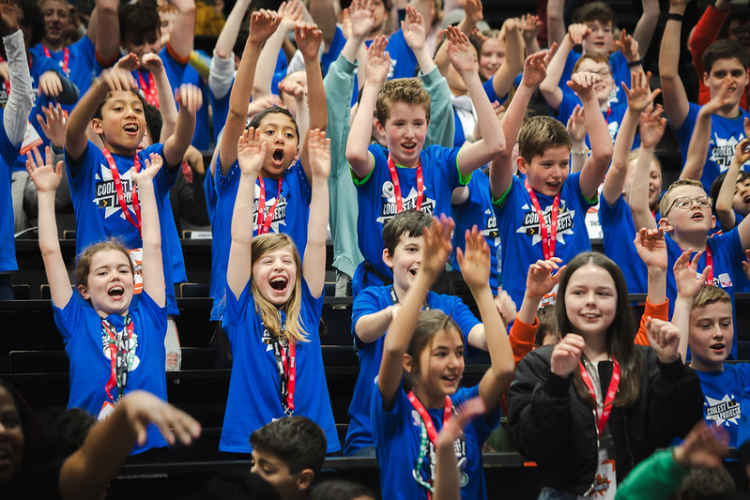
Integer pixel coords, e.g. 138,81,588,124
0,385,23,485
377,101,429,168
252,245,298,306
581,20,613,57
383,232,423,294
479,36,505,81
662,184,715,235
564,263,617,338
574,58,614,104
409,327,465,407
522,145,571,197
704,57,749,108
256,112,300,178
92,90,146,156
689,300,733,371
732,175,750,215
40,0,71,46
79,248,135,317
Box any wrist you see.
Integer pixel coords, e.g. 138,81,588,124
672,445,688,467
647,266,667,276
570,141,588,154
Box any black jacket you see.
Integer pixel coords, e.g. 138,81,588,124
506,344,704,496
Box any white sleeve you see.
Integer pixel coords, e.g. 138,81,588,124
2,29,33,147
209,49,236,100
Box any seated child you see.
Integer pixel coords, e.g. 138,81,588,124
346,29,504,295
250,416,326,500
344,210,489,456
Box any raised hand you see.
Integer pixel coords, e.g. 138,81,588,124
435,396,485,449
98,66,138,93
494,288,516,326
36,103,68,149
550,333,585,377
365,34,391,87
421,214,454,279
646,317,681,363
460,0,483,25
673,421,729,469
175,83,203,115
567,23,590,45
248,9,281,45
237,127,267,177
246,94,283,119
566,105,586,144
0,1,21,36
278,75,306,100
278,0,303,31
307,128,331,179
521,48,551,88
639,104,667,149
526,257,564,299
348,0,376,40
115,52,140,72
446,26,478,75
567,72,599,101
622,70,660,113
520,14,542,44
26,146,63,194
456,226,491,291
673,250,710,299
732,137,750,166
614,29,640,62
401,6,426,52
120,390,201,446
132,153,164,186
703,79,735,115
38,71,63,98
296,24,324,62
141,53,164,73
634,227,668,272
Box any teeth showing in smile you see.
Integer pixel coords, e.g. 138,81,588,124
123,123,138,132
270,277,288,290
108,286,124,297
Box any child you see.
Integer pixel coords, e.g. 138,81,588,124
346,28,504,293
507,251,703,498
372,216,515,500
660,0,750,191
250,416,326,500
221,127,339,454
712,162,750,231
671,251,750,448
211,11,326,324
490,64,613,309
29,145,171,454
344,210,488,456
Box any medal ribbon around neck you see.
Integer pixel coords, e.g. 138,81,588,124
578,358,620,436
102,148,142,233
102,317,134,403
43,45,69,75
387,155,423,212
256,176,283,235
524,177,560,260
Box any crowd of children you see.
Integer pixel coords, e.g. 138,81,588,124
4,0,750,497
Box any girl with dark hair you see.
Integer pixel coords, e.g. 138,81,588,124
372,218,515,500
507,251,704,499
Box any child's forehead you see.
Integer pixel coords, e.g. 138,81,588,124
584,19,613,29
427,327,464,349
708,57,747,73
91,248,131,267
575,59,610,73
531,145,570,163
259,112,296,129
669,184,706,199
691,301,733,319
386,101,428,120
105,90,143,105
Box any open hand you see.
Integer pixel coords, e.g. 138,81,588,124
132,152,164,185
673,421,729,469
622,70,660,113
521,48,551,88
248,9,281,45
120,390,201,447
307,128,331,179
673,250,710,299
36,103,68,149
633,227,667,272
295,23,323,61
614,29,640,62
526,257,564,299
26,146,63,194
421,214,454,279
566,105,586,144
348,0,376,40
237,127,267,177
98,67,138,93
401,6,426,52
446,26,477,75
639,104,667,149
567,72,599,101
365,34,391,87
456,225,490,291
278,0,303,32
495,288,516,326
703,79,735,115
436,396,485,449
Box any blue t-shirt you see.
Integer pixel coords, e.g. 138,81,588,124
321,26,346,76
220,279,340,453
493,173,596,309
353,143,466,291
372,384,499,500
0,108,19,272
52,290,168,454
481,76,509,107
665,230,745,358
598,193,647,295
557,86,639,149
30,37,97,105
65,142,184,315
451,170,500,291
676,103,750,192
560,50,630,92
344,285,481,455
351,32,418,104
697,364,750,448
209,155,311,322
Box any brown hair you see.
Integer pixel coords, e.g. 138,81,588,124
73,239,134,287
572,53,610,74
555,252,641,407
375,78,431,126
404,310,463,390
573,1,615,26
382,209,432,256
659,179,706,217
251,233,308,342
518,115,571,163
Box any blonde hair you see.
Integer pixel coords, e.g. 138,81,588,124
659,179,706,217
74,238,134,287
251,233,309,343
693,285,731,309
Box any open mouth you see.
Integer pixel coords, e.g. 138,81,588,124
270,277,288,291
108,285,125,297
742,194,750,204
690,212,705,221
272,148,284,162
123,123,139,134
408,267,418,277
442,374,459,383
401,142,417,153
581,312,601,320
710,343,726,353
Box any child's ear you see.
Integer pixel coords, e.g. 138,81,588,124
402,353,414,374
90,118,103,136
295,468,315,492
657,217,674,233
382,247,394,268
77,283,90,300
516,156,528,175
374,118,386,137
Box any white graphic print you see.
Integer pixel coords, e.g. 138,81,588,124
516,200,576,246
375,181,436,225
705,394,740,426
251,183,288,233
93,163,137,220
101,329,140,371
710,133,750,173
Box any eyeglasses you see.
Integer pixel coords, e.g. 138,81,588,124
665,195,711,214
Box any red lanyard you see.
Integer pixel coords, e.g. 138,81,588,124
102,148,141,232
256,177,282,235
387,155,423,212
524,178,560,260
407,390,453,445
138,70,159,108
103,319,134,403
279,340,296,414
43,45,69,75
704,245,714,285
578,358,620,436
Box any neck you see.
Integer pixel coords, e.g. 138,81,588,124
412,384,445,409
690,358,724,373
391,155,418,168
95,308,128,319
671,229,708,252
392,282,409,303
43,38,65,52
102,140,136,158
581,332,609,364
716,103,741,119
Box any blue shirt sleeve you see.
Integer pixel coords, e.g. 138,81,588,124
351,287,385,345
132,290,168,341
445,295,480,341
